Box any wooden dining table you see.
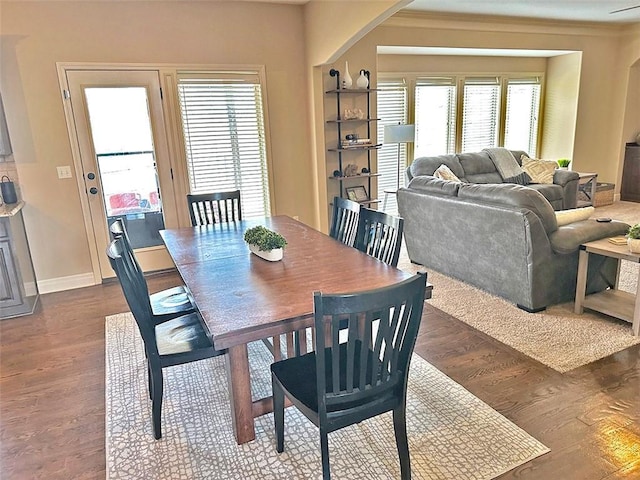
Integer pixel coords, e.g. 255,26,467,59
160,215,432,444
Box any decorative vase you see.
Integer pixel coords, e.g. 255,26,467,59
628,238,640,254
343,61,352,89
356,70,369,89
249,243,283,262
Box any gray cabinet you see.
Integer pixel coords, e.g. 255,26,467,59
0,202,39,319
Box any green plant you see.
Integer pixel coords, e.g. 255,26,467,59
627,223,640,239
556,158,571,168
243,226,287,251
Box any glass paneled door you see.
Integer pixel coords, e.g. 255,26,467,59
65,70,178,279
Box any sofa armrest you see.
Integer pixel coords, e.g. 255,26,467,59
548,220,630,254
553,169,579,186
552,170,579,209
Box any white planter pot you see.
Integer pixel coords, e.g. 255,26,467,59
628,238,640,254
248,243,283,262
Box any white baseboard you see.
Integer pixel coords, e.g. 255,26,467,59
38,273,96,294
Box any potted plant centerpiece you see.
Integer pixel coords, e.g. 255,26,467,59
556,158,571,170
244,225,287,261
627,223,640,254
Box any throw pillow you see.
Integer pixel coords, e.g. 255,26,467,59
433,164,461,182
521,155,556,184
555,206,595,226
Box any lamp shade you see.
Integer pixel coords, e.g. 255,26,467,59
384,124,415,144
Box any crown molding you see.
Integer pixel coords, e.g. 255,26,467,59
383,11,628,38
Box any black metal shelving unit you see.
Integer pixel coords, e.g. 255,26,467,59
326,68,381,206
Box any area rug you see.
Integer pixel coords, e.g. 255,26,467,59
106,313,549,480
398,201,640,373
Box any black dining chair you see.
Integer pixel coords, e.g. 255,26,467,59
187,190,242,226
109,219,195,324
355,207,404,267
107,237,226,440
329,196,361,247
271,272,427,480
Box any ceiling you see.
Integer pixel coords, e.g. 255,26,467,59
403,0,640,24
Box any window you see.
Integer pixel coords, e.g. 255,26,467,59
377,79,408,213
412,74,541,155
414,77,456,157
504,77,541,157
461,77,500,152
177,71,271,218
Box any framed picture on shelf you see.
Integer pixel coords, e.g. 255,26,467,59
346,186,368,202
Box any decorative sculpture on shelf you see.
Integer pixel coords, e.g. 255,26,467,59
343,164,359,177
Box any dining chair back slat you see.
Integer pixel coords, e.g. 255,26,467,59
187,190,242,226
329,196,360,247
354,207,404,267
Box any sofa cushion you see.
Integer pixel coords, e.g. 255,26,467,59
433,164,462,182
549,220,630,254
455,152,500,183
409,155,463,179
457,182,558,234
521,155,557,184
406,176,461,196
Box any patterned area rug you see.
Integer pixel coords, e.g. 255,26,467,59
106,313,549,480
398,201,640,373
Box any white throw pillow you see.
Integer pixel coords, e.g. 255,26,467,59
433,164,461,182
554,206,595,226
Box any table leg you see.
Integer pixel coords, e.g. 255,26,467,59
574,249,589,314
225,344,255,444
633,268,640,336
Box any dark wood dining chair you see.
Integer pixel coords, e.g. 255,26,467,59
355,207,404,267
107,237,226,439
187,190,242,226
109,219,195,324
271,272,427,480
329,196,361,247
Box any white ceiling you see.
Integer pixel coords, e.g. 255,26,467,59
403,0,640,24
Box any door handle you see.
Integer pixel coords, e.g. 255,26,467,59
89,187,98,195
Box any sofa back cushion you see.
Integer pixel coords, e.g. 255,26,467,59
457,152,503,183
409,155,464,180
406,175,461,196
457,182,558,234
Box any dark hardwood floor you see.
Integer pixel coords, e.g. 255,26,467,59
1,272,639,479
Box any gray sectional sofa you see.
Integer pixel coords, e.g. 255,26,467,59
397,176,629,311
407,150,579,210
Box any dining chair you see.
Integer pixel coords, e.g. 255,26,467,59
107,237,226,439
109,219,195,324
355,207,404,267
271,272,427,479
187,190,242,226
329,196,361,247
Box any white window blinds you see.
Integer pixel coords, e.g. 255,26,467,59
504,77,541,157
461,77,500,152
377,79,408,213
177,71,271,218
415,77,456,157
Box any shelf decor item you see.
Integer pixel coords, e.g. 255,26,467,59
343,61,352,89
627,223,640,253
244,225,287,262
356,70,369,88
346,185,368,202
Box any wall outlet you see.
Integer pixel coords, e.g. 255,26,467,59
57,166,72,179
